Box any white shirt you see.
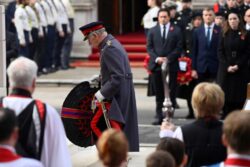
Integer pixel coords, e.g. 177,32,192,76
204,23,215,42
34,2,47,36
46,0,58,23
160,23,170,40
14,4,32,44
54,0,71,32
25,6,39,29
2,97,72,167
40,0,55,25
0,145,43,167
142,6,160,29
62,0,75,18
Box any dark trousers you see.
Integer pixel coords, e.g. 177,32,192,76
198,69,217,83
223,101,244,119
19,30,30,58
152,70,177,122
54,24,68,68
46,25,56,68
29,28,39,60
61,19,74,68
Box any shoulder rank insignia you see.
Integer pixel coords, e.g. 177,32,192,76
106,40,112,46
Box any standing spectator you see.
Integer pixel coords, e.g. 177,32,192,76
2,57,72,167
223,0,240,17
238,0,250,17
79,22,139,151
25,0,40,60
62,0,75,69
192,8,221,83
97,129,128,167
177,10,202,119
33,0,48,74
142,0,161,36
0,108,43,167
5,0,17,34
217,12,250,118
245,8,250,30
14,0,32,58
214,0,226,13
214,11,226,27
53,0,71,70
160,82,227,167
147,8,182,125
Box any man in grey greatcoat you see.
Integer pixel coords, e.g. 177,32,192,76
79,22,139,152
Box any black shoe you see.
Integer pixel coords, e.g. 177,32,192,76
151,121,162,125
186,114,194,119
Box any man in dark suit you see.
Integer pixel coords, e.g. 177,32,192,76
147,8,182,125
79,22,139,151
192,7,221,83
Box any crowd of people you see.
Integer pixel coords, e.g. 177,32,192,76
5,0,75,75
142,0,250,124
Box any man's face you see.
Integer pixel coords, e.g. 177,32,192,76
87,33,99,48
158,11,170,25
203,10,214,25
244,9,250,24
227,0,236,8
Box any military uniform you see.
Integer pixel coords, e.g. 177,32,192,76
98,35,139,151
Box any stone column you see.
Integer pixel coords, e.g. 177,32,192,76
0,5,6,96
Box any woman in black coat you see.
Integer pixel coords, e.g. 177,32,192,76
217,12,250,118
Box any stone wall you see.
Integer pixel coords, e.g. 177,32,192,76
0,5,6,96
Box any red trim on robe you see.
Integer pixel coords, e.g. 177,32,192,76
224,158,250,166
0,147,21,162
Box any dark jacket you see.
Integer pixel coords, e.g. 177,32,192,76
181,118,227,167
99,34,139,151
192,24,221,74
217,30,250,103
147,24,182,72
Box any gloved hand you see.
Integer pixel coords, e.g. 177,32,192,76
95,90,104,102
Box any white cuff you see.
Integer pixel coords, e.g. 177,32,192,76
95,90,105,102
155,57,160,63
159,129,174,138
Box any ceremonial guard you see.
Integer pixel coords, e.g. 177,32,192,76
176,0,193,33
14,0,32,58
79,22,139,151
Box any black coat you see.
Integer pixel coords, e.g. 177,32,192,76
99,34,139,151
217,30,250,103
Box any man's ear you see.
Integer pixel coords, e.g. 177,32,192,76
222,133,228,147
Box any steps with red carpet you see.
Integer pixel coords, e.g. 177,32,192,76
89,32,148,62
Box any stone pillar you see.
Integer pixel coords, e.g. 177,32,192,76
0,5,6,96
71,0,98,58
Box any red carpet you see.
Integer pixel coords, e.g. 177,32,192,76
71,60,144,68
73,32,148,67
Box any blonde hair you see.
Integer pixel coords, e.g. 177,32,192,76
192,82,224,118
97,129,128,167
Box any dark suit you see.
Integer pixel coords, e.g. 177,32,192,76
192,24,221,82
147,24,182,122
99,34,139,151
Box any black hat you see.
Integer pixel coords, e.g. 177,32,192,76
79,21,105,40
215,11,225,18
191,10,202,20
182,0,192,2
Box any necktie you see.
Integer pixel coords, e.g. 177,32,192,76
162,24,166,43
206,26,211,47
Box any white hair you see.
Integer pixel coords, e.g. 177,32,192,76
7,57,38,88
